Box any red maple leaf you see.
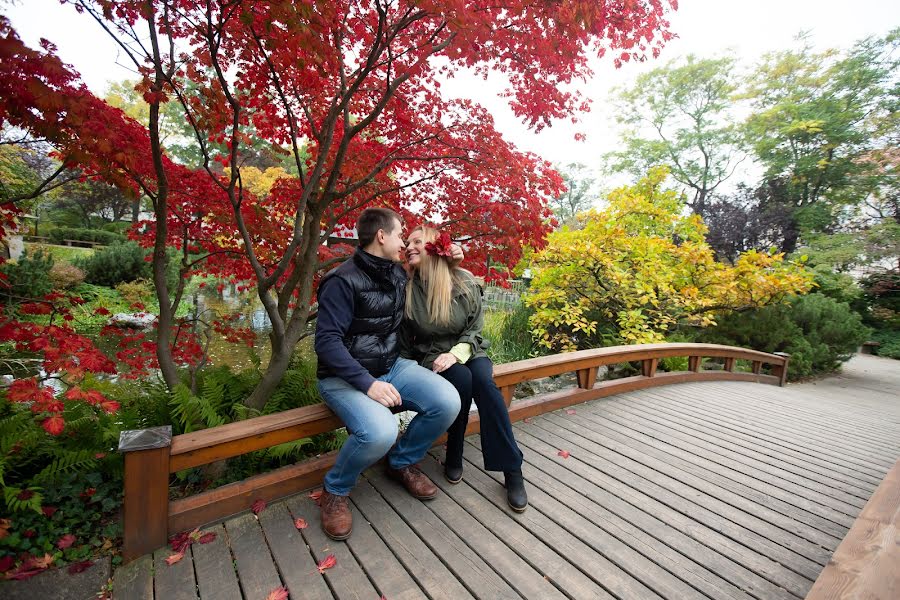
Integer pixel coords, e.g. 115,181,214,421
265,587,289,600
557,450,570,459
565,408,576,415
308,489,323,503
41,415,66,436
251,498,267,514
294,518,308,530
165,551,185,566
522,417,533,424
56,533,76,549
317,554,337,574
198,532,217,544
67,560,94,574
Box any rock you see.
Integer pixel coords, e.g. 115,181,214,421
110,313,156,329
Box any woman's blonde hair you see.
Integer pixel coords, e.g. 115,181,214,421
405,226,474,326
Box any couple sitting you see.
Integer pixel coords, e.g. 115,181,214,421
314,207,528,540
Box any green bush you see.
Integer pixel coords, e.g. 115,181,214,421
871,329,900,359
0,248,54,301
698,293,870,380
48,227,124,246
483,302,544,364
75,242,151,287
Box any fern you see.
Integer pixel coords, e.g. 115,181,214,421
265,438,312,461
4,486,43,514
169,384,228,433
32,449,98,483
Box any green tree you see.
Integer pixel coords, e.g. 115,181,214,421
742,30,900,251
606,54,745,212
526,168,814,351
549,162,597,228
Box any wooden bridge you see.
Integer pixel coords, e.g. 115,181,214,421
111,345,900,600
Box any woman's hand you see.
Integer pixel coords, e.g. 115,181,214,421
449,243,464,266
432,352,458,373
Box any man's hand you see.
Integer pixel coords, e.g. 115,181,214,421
449,243,464,267
367,380,402,407
432,352,458,373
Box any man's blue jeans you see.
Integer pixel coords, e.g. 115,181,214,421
318,357,461,496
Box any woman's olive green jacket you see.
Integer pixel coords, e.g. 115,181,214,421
400,269,489,371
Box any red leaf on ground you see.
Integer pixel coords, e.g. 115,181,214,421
557,450,570,458
165,551,185,566
565,408,576,415
522,417,533,424
56,533,76,549
30,554,54,569
198,532,216,544
317,554,337,573
294,518,308,530
67,560,94,574
169,530,191,553
308,489,323,502
0,555,15,572
251,498,267,514
265,587,289,600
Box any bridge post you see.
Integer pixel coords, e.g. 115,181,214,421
771,352,791,387
500,385,516,407
723,357,735,372
688,355,701,372
119,426,172,563
641,358,658,378
575,366,598,389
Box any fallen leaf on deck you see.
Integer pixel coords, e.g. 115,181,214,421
294,518,308,530
557,450,570,458
565,408,576,415
198,532,217,544
317,554,337,573
165,551,185,566
522,418,533,424
251,498,267,514
308,489,323,502
265,587,289,600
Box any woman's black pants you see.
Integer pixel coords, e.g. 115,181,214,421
440,356,523,472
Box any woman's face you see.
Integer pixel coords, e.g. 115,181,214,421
405,229,427,268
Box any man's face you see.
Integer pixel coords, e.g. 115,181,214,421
380,218,406,262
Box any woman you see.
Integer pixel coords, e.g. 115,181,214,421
401,225,527,512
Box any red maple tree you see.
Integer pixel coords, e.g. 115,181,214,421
1,1,676,408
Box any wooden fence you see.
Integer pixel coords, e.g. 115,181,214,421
118,342,789,561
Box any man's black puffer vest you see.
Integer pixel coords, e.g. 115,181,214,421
316,248,407,380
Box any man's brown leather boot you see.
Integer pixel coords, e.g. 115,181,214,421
386,463,438,500
319,490,352,540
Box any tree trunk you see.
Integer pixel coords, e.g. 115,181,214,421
244,341,296,410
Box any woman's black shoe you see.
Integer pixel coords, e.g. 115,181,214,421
504,470,528,512
444,464,463,484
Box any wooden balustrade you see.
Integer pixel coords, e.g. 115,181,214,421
118,342,789,561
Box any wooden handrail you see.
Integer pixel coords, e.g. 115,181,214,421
118,342,789,561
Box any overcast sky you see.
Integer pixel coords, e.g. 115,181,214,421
4,0,899,174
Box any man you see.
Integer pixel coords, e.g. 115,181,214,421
314,207,461,540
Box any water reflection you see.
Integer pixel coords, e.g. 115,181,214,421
192,282,273,371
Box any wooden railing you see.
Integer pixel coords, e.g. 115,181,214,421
118,342,789,561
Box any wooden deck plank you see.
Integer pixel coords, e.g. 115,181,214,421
422,450,636,600
582,404,866,517
645,387,892,482
190,524,241,600
514,422,813,598
285,494,380,600
224,512,284,600
574,404,858,530
153,545,198,600
344,494,425,600
468,437,753,600
671,384,900,464
112,554,153,600
805,458,900,600
347,478,475,599
539,409,840,555
540,411,831,573
622,388,886,488
257,502,332,600
363,467,537,599
606,397,877,499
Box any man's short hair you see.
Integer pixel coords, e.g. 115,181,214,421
357,207,402,248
